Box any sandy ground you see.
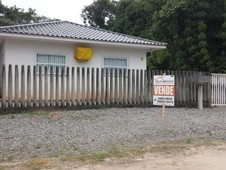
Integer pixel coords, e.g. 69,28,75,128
1,142,226,170
75,143,226,170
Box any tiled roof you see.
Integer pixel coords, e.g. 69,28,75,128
0,21,166,46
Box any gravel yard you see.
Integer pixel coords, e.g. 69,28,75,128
0,107,226,161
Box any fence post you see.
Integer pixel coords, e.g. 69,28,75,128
61,67,65,106
50,67,54,106
82,67,86,105
123,69,127,104
66,67,70,106
140,70,144,104
71,67,75,106
21,65,25,107
136,69,140,105
8,65,12,108
87,67,91,105
132,69,135,104
33,66,37,107
106,69,110,105
1,65,6,108
27,66,31,107
101,68,105,105
127,69,131,104
44,66,48,106
91,68,95,105
96,68,100,105
110,69,113,104
39,66,43,107
144,70,148,104
77,67,81,106
115,69,118,105
119,69,123,104
55,67,59,106
15,65,19,107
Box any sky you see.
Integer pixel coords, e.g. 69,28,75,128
2,0,94,24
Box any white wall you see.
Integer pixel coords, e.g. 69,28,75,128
4,39,147,69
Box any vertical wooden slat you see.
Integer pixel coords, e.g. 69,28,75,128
101,68,105,104
82,67,86,105
127,69,131,104
1,65,6,108
66,67,70,106
96,68,100,105
27,66,31,107
39,66,43,107
148,70,153,104
119,69,123,104
15,65,19,107
144,70,148,104
77,67,81,105
140,70,144,104
50,67,54,106
136,69,140,105
44,66,48,106
21,65,25,107
123,69,127,104
115,69,118,104
110,69,113,104
105,69,110,105
87,68,91,105
61,67,65,106
71,67,75,106
8,65,12,107
132,69,135,104
91,68,95,105
182,71,186,103
55,67,59,106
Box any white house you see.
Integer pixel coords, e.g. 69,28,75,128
0,21,166,71
0,21,166,104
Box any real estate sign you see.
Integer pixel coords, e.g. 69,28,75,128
153,75,175,106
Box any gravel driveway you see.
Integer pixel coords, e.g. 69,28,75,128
0,107,226,161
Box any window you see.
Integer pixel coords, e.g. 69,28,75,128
104,58,127,75
36,54,66,73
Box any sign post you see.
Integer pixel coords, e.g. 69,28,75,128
153,74,175,126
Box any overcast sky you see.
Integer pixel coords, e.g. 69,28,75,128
2,0,94,24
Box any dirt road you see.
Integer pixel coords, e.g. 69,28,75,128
75,143,226,170
1,142,226,170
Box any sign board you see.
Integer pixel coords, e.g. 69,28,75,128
153,75,175,106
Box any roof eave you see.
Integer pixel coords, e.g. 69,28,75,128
0,33,167,50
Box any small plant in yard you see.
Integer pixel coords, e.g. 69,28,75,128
186,137,193,144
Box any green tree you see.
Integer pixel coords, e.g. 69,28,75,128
81,0,117,29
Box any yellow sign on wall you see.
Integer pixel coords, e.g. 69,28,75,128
75,47,92,61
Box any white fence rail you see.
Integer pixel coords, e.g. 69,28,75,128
212,73,226,106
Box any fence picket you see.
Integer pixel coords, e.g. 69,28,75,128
44,66,48,106
21,65,25,107
50,67,54,106
15,65,19,107
8,65,12,107
27,66,31,107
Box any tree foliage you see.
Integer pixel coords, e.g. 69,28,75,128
81,0,117,29
0,1,53,26
82,0,226,72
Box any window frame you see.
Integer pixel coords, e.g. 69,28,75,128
103,57,128,76
36,53,66,74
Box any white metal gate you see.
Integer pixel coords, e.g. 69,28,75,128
212,73,226,106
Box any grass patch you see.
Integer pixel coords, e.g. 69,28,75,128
24,159,49,170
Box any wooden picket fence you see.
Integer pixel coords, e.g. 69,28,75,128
0,65,211,109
